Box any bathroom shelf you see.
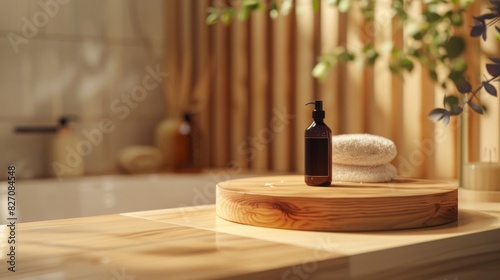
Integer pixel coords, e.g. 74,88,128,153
216,175,457,231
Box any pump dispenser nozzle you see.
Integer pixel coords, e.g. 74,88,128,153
305,100,325,120
305,100,322,109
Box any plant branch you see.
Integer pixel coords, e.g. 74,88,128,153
462,75,498,107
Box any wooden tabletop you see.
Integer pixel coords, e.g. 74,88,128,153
1,187,500,279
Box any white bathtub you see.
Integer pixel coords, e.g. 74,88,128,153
0,171,260,223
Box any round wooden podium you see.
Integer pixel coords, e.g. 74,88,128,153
216,176,458,231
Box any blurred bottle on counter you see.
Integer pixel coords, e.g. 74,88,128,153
155,112,201,172
48,117,84,178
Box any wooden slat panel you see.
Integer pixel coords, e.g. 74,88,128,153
343,3,365,133
271,13,294,172
230,18,250,169
398,1,424,178
389,8,404,174
249,11,269,170
336,12,348,133
420,67,437,178
416,1,436,178
399,1,423,178
164,0,180,115
320,1,340,136
438,100,453,178
432,82,457,179
178,0,194,112
399,66,424,178
161,1,491,179
196,0,213,168
464,1,482,164
479,18,500,162
364,58,375,134
294,0,316,172
212,19,230,167
372,0,393,138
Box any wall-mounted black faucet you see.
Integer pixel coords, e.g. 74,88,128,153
15,125,58,133
14,116,78,134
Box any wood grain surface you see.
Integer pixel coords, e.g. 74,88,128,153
216,176,458,231
5,195,500,279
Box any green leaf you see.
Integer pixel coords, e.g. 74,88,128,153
312,61,330,80
451,58,467,72
389,64,400,75
398,57,414,72
443,95,460,109
407,47,421,58
207,7,218,14
443,36,465,59
423,11,441,23
206,13,219,25
489,57,500,64
467,101,484,114
454,78,472,93
221,8,235,25
270,0,278,10
480,103,488,113
270,0,279,19
443,95,463,116
339,51,355,62
470,23,486,38
359,0,375,21
443,114,450,126
428,108,450,123
429,70,438,81
450,13,463,26
242,0,260,11
486,63,500,76
338,0,351,13
412,31,424,40
365,49,379,64
460,0,474,7
239,8,250,21
449,70,465,84
483,81,498,96
442,114,451,126
392,0,407,21
362,44,378,63
449,106,463,116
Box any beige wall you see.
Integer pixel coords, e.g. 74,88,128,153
0,0,166,179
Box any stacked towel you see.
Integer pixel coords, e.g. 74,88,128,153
332,134,397,183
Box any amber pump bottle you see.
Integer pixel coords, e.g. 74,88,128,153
304,101,332,186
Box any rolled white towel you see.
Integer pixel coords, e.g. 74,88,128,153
332,163,397,183
332,134,397,166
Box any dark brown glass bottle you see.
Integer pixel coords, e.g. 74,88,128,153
305,101,332,186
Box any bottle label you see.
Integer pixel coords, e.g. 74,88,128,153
305,137,330,176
